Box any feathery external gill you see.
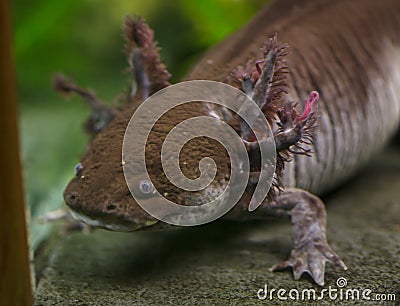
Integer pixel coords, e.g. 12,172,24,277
53,74,118,137
123,17,171,99
229,35,319,197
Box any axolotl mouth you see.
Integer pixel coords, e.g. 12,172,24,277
67,206,147,232
63,173,160,232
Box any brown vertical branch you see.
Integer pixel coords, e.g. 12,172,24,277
0,1,33,305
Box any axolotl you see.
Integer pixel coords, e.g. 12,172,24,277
57,0,400,286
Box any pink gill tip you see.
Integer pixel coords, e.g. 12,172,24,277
298,91,319,121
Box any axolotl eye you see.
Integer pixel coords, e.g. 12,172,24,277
75,163,83,176
138,179,155,195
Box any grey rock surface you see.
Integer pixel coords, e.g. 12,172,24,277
34,146,400,305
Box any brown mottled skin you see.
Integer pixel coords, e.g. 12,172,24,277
63,0,400,286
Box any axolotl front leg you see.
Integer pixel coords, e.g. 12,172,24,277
250,188,347,286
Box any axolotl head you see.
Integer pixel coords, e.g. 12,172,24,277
63,97,232,231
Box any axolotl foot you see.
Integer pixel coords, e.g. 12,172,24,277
270,232,347,286
257,187,347,286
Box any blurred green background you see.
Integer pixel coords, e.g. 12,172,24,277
13,0,268,250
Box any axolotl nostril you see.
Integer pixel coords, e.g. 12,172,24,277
57,0,400,286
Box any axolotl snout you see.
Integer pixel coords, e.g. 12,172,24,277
64,93,160,232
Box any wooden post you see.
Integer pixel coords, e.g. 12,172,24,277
0,0,33,305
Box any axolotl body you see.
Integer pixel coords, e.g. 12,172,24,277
59,0,400,286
